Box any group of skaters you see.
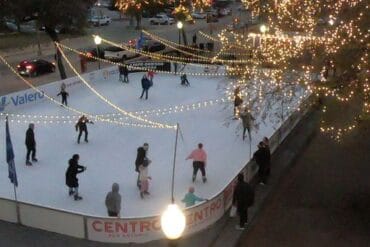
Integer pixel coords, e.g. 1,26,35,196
23,121,271,221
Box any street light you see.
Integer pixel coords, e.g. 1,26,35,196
175,21,183,74
94,35,102,69
259,24,268,34
177,21,183,44
161,123,186,241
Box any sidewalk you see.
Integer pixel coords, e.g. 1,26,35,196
237,104,370,246
0,106,320,246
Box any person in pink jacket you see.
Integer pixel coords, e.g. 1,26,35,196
186,143,208,183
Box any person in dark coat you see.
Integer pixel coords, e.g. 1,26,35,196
75,115,94,144
181,74,190,86
233,173,254,230
253,142,270,185
140,75,151,100
118,65,129,83
25,123,37,166
234,87,243,117
65,154,86,201
57,88,69,106
192,33,197,45
135,143,149,188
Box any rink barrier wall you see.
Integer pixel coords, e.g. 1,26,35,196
0,66,315,243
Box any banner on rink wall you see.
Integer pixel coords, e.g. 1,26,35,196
125,61,171,73
87,192,226,243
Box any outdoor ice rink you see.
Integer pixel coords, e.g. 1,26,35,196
0,65,301,217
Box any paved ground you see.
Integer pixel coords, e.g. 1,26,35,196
237,101,370,246
0,4,247,96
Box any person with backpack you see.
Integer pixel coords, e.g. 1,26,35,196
65,154,86,201
233,173,254,230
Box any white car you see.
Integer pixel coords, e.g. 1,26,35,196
149,14,174,25
104,45,139,61
90,15,112,26
191,12,207,19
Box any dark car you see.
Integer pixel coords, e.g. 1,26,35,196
17,59,55,77
143,42,166,52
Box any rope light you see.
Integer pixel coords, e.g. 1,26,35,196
0,54,161,129
57,43,175,129
57,42,235,77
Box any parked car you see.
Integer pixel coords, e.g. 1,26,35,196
90,15,112,26
218,8,232,17
17,59,55,77
84,47,105,62
142,42,166,52
104,46,139,61
191,12,207,19
149,14,174,25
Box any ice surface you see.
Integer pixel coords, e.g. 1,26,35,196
0,65,295,217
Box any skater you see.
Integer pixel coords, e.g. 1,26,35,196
240,107,255,141
105,183,122,217
233,173,254,230
138,159,152,199
57,87,69,106
192,33,197,45
186,143,208,183
25,123,37,166
135,143,149,188
75,115,94,144
140,75,151,100
118,64,129,83
147,70,155,86
234,87,243,117
181,186,205,207
65,154,86,201
253,142,270,185
181,74,190,86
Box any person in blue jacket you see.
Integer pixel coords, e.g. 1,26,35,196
181,186,205,207
140,75,151,100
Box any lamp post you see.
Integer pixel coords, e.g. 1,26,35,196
94,35,102,69
259,24,268,47
175,21,183,74
161,123,186,243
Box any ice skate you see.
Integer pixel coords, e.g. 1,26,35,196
26,161,32,166
74,195,83,201
202,176,207,183
32,158,38,162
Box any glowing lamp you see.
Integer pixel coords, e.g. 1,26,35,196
94,35,102,45
177,21,183,30
260,24,268,33
161,204,186,239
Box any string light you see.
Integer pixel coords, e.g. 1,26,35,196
57,43,176,129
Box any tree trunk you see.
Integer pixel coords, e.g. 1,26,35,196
45,27,67,80
135,14,141,30
181,28,188,46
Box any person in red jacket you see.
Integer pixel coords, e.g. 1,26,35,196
186,143,208,183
